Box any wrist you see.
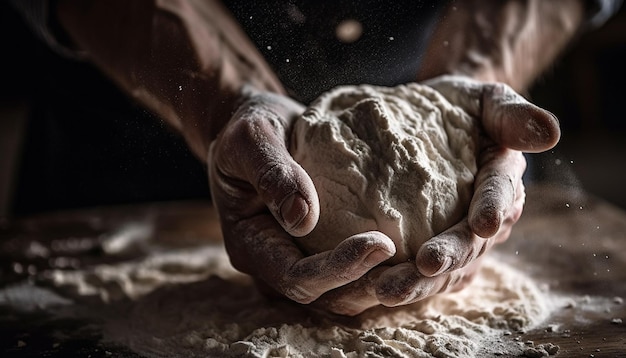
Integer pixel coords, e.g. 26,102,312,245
57,0,284,161
418,0,585,92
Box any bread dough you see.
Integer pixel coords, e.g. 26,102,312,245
291,83,478,263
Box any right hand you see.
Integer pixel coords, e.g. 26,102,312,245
208,90,398,304
310,76,561,315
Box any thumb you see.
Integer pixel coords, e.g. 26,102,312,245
211,96,320,237
481,82,561,153
425,75,561,152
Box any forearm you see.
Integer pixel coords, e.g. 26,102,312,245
56,0,283,159
417,0,585,92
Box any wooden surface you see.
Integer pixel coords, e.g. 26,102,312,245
0,183,625,357
500,184,626,357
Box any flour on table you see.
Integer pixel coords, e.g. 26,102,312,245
48,84,540,358
291,83,479,263
44,84,547,357
49,245,555,358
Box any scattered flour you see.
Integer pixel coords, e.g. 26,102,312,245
49,245,554,358
43,84,555,357
290,83,479,263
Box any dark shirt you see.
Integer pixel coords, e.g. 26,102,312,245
3,1,622,215
223,0,444,103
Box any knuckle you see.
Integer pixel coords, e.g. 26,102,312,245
283,283,317,304
256,162,291,193
256,163,297,214
409,284,432,303
459,246,477,269
334,270,361,283
335,235,382,261
486,82,515,101
377,277,423,306
228,115,261,145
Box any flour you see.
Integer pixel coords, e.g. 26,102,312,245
43,84,551,357
291,83,479,264
48,247,554,358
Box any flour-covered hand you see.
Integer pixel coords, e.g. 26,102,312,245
209,90,396,305
412,75,559,281
312,76,559,315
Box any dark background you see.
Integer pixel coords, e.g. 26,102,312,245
0,2,625,218
0,1,211,217
529,6,626,209
0,3,624,357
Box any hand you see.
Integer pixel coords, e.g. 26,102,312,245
417,75,561,273
312,76,560,315
208,89,397,304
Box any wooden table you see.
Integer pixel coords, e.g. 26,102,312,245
501,184,626,357
0,183,625,357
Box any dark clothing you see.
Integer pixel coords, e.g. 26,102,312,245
2,2,209,215
223,0,444,103
3,1,623,215
5,1,445,215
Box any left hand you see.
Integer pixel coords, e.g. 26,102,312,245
416,75,561,274
209,90,397,307
313,76,560,315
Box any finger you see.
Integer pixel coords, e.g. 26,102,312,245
220,213,304,286
468,147,526,238
500,177,525,241
282,231,396,303
486,176,525,245
376,262,430,306
414,220,496,277
377,257,484,307
223,218,396,304
312,266,389,316
481,82,560,152
415,149,525,276
425,75,560,152
214,98,319,237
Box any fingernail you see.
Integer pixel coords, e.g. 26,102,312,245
470,208,501,239
285,284,316,304
280,193,309,230
431,256,453,276
545,109,562,144
545,109,560,126
364,249,392,268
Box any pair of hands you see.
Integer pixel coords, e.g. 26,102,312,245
53,0,566,316
208,76,560,316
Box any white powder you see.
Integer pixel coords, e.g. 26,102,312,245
291,83,478,263
49,247,553,358
44,84,552,357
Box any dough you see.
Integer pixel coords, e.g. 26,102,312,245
291,83,479,264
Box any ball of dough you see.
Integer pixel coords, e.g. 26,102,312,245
290,83,479,265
